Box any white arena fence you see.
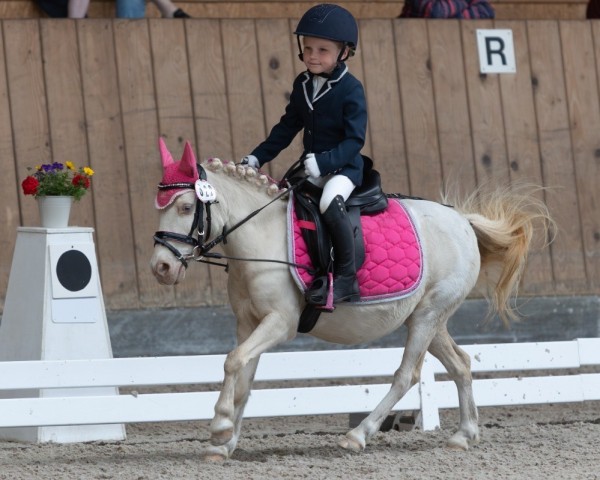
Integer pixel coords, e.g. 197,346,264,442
1,338,599,431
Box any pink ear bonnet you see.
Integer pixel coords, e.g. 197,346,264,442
155,138,199,209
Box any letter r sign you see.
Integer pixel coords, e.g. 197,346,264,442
476,29,516,74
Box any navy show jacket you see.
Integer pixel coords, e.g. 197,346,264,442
251,64,367,186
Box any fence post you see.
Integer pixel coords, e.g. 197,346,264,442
416,354,440,430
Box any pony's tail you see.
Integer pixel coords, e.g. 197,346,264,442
444,182,555,325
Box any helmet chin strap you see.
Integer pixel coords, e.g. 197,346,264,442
296,36,304,61
337,47,353,63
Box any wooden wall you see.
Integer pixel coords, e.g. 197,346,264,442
0,0,591,21
0,18,599,313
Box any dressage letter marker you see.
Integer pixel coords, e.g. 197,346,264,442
476,29,516,74
0,227,125,443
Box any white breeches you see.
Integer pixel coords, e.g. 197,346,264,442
310,174,356,213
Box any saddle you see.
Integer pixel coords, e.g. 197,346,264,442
293,166,389,277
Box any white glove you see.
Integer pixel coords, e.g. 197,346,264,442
241,155,260,169
303,153,321,178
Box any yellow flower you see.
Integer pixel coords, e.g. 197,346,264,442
65,161,75,170
83,167,94,176
35,165,42,171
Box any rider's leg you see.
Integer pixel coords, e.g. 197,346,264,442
318,174,355,212
306,175,359,304
323,195,360,302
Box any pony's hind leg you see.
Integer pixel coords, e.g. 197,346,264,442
428,329,479,450
339,317,436,452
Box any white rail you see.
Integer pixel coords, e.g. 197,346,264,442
1,339,598,430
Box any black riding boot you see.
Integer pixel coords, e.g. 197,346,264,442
305,195,359,305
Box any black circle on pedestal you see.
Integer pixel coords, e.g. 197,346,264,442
56,250,92,292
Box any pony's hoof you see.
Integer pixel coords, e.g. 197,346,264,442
210,418,234,446
338,431,365,452
447,431,479,450
204,453,227,462
202,445,229,462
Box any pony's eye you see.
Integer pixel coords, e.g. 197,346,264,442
180,203,194,214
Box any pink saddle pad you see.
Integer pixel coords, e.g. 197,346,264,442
288,197,423,304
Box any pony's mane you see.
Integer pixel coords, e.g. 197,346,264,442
203,158,285,197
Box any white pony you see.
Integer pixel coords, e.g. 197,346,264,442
151,140,553,461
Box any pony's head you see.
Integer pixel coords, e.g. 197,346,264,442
155,138,199,209
151,139,205,285
151,139,288,286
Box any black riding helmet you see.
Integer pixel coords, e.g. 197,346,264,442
294,4,359,63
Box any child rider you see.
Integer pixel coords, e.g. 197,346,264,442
242,3,367,306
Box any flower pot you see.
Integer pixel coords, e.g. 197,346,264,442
37,195,73,228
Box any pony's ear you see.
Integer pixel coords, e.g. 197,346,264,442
178,141,199,179
158,137,175,169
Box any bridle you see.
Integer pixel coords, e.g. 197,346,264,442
153,164,218,269
153,162,315,274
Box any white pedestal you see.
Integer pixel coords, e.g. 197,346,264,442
0,227,126,443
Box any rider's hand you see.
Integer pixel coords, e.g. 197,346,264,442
241,155,260,169
303,153,321,178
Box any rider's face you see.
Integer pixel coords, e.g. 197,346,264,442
302,36,345,75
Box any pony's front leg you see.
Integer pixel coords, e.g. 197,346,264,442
209,312,294,453
203,356,259,461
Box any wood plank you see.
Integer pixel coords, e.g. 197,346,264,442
40,20,94,229
255,18,301,181
0,2,41,18
527,20,586,293
0,340,592,389
0,22,19,312
460,20,510,186
221,20,265,162
143,2,402,20
186,19,232,305
360,19,409,194
394,19,442,200
4,373,600,427
494,4,586,20
3,20,50,227
77,20,138,309
149,19,212,307
264,19,298,169
428,20,476,193
187,19,233,161
560,20,600,291
0,384,419,427
113,20,172,308
0,0,114,18
594,20,600,285
346,21,372,159
495,20,553,294
1,1,589,21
